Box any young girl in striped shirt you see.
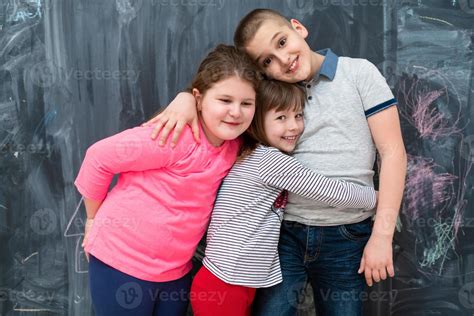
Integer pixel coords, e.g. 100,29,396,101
190,80,377,316
74,45,259,316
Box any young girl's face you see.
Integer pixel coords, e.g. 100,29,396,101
263,107,304,153
194,76,256,147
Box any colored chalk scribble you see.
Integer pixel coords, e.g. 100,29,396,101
397,73,471,275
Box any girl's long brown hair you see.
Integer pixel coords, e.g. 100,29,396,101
191,44,260,95
150,44,261,121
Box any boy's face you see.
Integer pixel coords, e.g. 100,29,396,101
245,19,316,83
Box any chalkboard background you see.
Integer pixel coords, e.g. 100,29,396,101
0,0,473,315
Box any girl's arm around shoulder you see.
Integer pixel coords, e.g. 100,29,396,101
257,147,377,209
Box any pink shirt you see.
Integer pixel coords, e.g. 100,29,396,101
75,124,240,282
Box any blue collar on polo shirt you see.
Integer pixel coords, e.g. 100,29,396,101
316,48,338,81
303,48,338,84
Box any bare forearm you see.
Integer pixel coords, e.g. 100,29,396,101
362,106,406,284
84,197,103,219
145,91,199,144
372,151,407,238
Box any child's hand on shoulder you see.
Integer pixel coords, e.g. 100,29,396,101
142,92,200,147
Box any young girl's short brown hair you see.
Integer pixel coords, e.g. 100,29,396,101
239,80,306,159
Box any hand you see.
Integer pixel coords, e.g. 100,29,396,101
82,218,94,262
143,92,200,147
358,234,395,286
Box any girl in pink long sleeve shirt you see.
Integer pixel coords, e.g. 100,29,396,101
74,45,259,316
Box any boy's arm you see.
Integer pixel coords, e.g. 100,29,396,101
259,148,377,209
143,92,200,147
354,59,407,286
359,107,407,286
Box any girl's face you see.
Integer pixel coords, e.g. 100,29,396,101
194,76,256,147
263,107,304,153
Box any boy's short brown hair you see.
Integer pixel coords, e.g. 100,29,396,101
234,9,291,51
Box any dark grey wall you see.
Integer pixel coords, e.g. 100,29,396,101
0,0,472,315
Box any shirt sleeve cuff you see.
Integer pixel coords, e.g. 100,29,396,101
74,181,107,201
364,98,397,118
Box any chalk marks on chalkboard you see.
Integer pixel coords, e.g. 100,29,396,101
74,235,89,274
398,84,460,140
64,197,88,274
403,155,457,220
419,218,456,271
397,71,472,274
64,198,84,238
116,0,145,129
6,0,43,22
115,0,144,24
401,99,465,273
0,99,19,167
394,3,473,278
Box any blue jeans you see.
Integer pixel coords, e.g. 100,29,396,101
252,218,373,316
88,255,192,316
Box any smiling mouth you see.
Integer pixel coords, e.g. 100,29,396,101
224,121,241,126
282,135,298,141
288,56,299,73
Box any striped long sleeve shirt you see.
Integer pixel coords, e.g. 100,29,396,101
202,145,376,288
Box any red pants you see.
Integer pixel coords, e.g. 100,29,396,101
190,266,256,316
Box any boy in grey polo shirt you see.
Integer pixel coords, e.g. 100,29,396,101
147,8,407,316
285,48,396,227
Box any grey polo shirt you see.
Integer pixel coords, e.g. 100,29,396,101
285,49,397,226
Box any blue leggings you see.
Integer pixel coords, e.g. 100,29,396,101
88,255,192,316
